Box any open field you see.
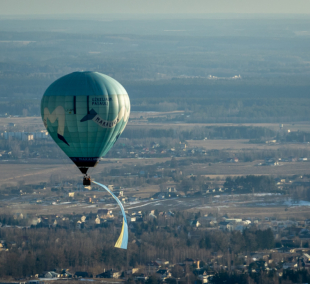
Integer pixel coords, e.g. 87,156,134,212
3,116,310,132
128,119,310,132
4,192,310,221
184,161,310,177
1,158,310,187
1,115,310,221
187,139,310,150
129,110,185,119
189,203,310,221
0,116,44,132
0,157,171,186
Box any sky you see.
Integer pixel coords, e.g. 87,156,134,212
0,0,310,15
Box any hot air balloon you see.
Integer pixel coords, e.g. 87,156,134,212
41,71,130,184
41,71,130,249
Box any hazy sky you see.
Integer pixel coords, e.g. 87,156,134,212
0,0,310,15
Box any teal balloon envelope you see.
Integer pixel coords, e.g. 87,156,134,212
41,71,130,174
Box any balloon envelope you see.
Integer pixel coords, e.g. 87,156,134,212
41,71,130,173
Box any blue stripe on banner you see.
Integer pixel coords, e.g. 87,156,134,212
93,181,128,250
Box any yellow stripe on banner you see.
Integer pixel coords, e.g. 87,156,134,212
115,218,125,248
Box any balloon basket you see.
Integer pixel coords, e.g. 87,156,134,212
83,175,91,186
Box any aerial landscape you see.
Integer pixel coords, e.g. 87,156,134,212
1,1,310,283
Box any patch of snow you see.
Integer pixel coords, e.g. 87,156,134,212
284,199,310,207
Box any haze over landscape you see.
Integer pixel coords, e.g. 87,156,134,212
2,0,310,15
1,1,310,283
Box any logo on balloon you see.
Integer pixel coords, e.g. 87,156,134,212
80,106,129,128
43,106,70,146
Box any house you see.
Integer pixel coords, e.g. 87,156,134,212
44,271,60,278
283,263,298,269
190,220,201,227
179,143,187,150
96,270,121,279
234,225,245,232
0,242,7,251
251,253,269,261
265,158,279,166
98,209,114,218
14,213,23,219
146,261,160,267
146,261,161,273
203,215,217,224
219,221,233,231
60,269,72,278
127,268,139,275
224,218,242,224
255,260,268,268
276,247,295,253
132,211,142,217
156,269,171,279
155,259,169,266
302,253,310,262
149,212,157,219
129,196,139,202
75,271,89,278
134,274,148,281
196,271,214,284
198,274,213,283
121,197,128,203
76,221,84,229
266,140,277,144
167,187,177,193
226,157,239,163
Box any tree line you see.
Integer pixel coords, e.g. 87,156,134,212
121,126,276,141
199,229,274,253
224,176,277,194
0,211,276,279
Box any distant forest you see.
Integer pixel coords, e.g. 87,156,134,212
1,77,310,123
122,126,276,140
1,17,310,122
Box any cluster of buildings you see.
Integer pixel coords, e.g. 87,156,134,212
25,209,146,230
115,141,207,159
5,210,310,283
258,157,309,166
12,251,310,283
1,131,50,141
14,259,213,283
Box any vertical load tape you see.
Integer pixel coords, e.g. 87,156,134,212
93,181,128,249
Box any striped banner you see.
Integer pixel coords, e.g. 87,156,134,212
93,181,128,249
